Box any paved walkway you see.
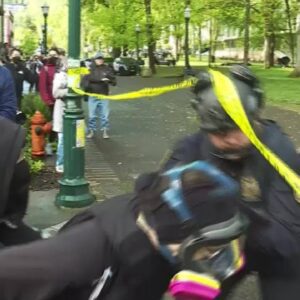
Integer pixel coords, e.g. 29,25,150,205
26,138,123,229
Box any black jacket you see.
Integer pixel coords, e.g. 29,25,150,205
86,64,116,95
0,117,26,220
162,120,300,265
5,61,34,102
0,195,175,300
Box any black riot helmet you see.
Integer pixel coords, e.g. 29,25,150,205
191,65,264,133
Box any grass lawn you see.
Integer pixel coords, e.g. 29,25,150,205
154,60,300,106
250,66,300,105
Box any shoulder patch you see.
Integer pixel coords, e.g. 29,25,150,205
240,176,261,201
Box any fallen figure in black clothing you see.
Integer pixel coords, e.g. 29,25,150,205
0,116,41,248
0,160,249,300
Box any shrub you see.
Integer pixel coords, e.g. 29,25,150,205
24,129,45,174
21,93,51,121
21,93,50,174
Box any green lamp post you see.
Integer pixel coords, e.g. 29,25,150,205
56,0,95,208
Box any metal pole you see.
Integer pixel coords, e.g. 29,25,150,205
184,16,190,69
44,15,48,54
56,0,95,208
68,0,80,59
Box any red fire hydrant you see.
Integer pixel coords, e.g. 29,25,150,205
31,111,52,156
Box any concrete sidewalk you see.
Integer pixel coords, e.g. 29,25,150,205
26,138,123,229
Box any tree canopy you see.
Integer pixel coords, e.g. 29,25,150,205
11,0,299,72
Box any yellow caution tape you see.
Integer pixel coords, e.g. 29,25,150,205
67,67,196,100
72,77,196,100
209,69,300,201
68,67,89,76
68,67,300,200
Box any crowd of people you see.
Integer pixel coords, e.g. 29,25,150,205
0,40,300,300
0,44,116,174
0,45,68,173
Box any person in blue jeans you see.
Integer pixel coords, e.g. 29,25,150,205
88,97,110,139
85,52,116,139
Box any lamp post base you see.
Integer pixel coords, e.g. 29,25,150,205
56,178,95,208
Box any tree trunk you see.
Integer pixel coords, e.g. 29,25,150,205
208,19,213,67
291,3,300,76
243,0,251,65
269,32,275,67
198,25,202,61
262,0,275,69
175,35,180,61
122,45,129,57
112,47,121,59
263,36,271,69
284,0,295,64
144,0,156,74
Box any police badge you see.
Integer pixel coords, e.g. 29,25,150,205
240,176,261,201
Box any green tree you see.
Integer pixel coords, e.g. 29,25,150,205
82,0,145,58
244,0,251,64
284,0,295,64
291,0,300,76
14,0,68,53
144,0,156,74
261,0,278,68
14,16,38,57
152,0,185,60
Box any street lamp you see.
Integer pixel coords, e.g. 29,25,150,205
135,24,141,61
184,6,191,70
41,3,49,55
56,0,94,208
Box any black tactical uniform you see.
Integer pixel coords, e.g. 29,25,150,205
0,117,41,247
162,67,300,300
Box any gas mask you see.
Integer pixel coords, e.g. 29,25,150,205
154,162,248,300
168,216,247,300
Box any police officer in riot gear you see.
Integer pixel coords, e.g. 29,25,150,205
0,117,41,248
162,66,300,299
0,161,248,300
